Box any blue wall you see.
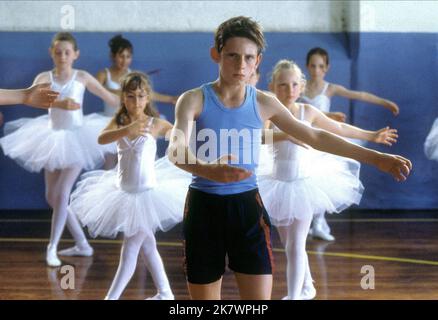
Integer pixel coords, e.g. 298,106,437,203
0,32,436,209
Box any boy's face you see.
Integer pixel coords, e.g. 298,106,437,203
212,37,261,85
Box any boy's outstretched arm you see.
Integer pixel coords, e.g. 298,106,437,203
258,92,411,181
0,84,59,109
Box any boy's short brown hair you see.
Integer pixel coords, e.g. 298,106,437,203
214,16,266,55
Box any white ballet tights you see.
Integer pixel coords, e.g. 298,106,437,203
45,167,90,254
313,212,331,233
278,214,313,300
105,231,173,300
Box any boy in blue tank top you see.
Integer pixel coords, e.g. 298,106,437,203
168,16,412,300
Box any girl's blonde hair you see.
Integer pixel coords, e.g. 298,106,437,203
115,71,159,126
269,59,306,84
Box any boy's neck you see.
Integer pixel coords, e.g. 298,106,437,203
212,78,246,108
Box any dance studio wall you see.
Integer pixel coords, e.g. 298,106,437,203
0,1,437,210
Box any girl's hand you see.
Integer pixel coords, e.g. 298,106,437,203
374,127,398,146
327,112,346,122
375,153,412,182
385,100,399,116
127,117,152,138
54,98,80,110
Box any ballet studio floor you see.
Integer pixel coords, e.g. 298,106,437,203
1,209,437,300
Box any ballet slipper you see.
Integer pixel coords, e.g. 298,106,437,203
145,290,174,300
58,243,93,257
46,245,62,267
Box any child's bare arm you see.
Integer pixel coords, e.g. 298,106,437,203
331,84,399,116
258,92,411,181
98,117,149,144
0,84,59,109
310,104,398,145
152,91,178,105
81,71,120,108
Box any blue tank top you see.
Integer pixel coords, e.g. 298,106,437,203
190,82,263,195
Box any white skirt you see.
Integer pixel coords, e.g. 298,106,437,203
0,113,114,172
425,118,438,161
69,157,192,238
258,149,364,227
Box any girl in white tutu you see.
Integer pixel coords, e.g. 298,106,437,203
259,60,398,300
0,32,120,267
96,34,179,169
302,47,400,241
69,72,190,300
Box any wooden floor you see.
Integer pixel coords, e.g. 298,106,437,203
1,210,438,300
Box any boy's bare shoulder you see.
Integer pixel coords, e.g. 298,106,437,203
177,87,204,112
180,87,203,102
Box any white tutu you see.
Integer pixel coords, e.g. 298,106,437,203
258,147,364,227
69,157,191,238
256,144,274,176
0,113,114,172
424,118,438,160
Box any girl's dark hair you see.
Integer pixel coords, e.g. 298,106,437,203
51,32,78,51
115,72,159,126
306,47,329,66
108,34,133,56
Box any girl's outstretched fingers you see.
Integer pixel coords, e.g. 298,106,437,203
376,127,398,146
